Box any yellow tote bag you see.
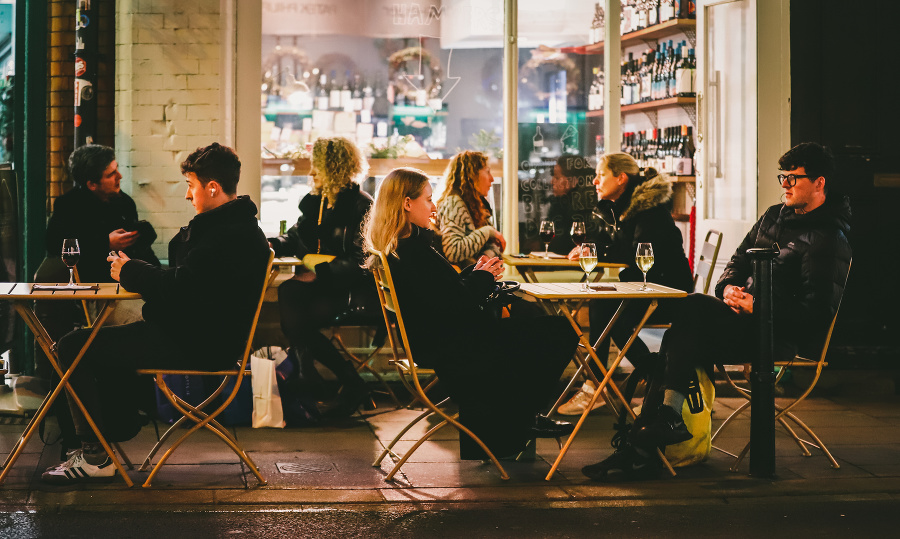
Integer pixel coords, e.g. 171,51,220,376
665,367,715,467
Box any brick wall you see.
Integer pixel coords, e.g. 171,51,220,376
116,0,224,259
47,0,116,209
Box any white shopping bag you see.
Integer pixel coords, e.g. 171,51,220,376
251,349,286,428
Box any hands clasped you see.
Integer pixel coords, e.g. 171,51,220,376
474,255,504,280
723,284,753,314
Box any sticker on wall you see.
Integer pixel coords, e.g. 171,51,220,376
75,58,87,78
74,114,82,127
74,79,93,106
78,0,92,10
76,14,90,30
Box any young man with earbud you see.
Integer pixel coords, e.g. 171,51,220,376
43,143,271,484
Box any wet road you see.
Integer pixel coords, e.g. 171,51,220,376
3,499,900,538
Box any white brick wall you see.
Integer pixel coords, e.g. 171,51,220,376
116,0,225,260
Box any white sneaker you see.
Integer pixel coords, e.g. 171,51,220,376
41,449,116,484
557,383,606,415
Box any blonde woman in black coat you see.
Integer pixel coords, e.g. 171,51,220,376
558,152,693,416
363,168,578,459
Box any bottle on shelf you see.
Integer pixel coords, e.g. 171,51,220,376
351,74,363,112
675,125,695,175
362,77,375,113
659,0,675,23
340,70,353,112
329,71,341,110
640,49,653,103
676,0,697,19
675,45,696,97
316,73,329,111
590,3,605,44
648,0,659,26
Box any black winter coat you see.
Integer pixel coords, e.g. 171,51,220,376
592,176,694,292
715,195,852,358
46,187,161,282
269,182,373,290
389,225,497,369
119,196,270,369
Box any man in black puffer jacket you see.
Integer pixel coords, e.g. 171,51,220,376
43,143,270,485
584,142,852,482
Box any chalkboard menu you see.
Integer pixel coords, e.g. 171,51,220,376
516,123,598,255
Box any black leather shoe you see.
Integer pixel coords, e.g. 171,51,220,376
531,414,575,438
628,405,692,448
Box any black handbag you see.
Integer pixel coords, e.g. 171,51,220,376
480,281,521,319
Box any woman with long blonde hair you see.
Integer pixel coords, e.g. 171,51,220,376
363,168,578,460
269,136,373,417
435,151,506,265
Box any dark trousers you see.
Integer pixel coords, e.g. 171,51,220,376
447,315,578,459
57,321,190,441
277,278,362,388
587,298,679,377
659,293,755,394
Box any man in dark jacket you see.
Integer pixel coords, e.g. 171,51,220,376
46,145,161,283
583,142,852,481
42,143,270,484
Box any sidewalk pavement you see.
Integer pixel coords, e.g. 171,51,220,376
2,394,899,512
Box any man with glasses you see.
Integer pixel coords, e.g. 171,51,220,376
583,142,852,482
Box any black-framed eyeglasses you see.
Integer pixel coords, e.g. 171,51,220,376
777,174,811,187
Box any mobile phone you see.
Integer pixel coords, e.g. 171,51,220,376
513,253,529,258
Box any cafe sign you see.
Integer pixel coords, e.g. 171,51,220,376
262,0,443,38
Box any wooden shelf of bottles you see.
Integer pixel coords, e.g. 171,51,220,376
585,96,696,118
583,18,697,55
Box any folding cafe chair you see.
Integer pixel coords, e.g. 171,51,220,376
712,261,851,470
367,250,510,481
134,249,275,487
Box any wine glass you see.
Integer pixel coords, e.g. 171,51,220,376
570,220,586,247
61,238,80,287
635,242,654,291
579,243,598,291
539,220,555,259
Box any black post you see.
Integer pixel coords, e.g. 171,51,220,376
74,0,98,147
747,246,779,478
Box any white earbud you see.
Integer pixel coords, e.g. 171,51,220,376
210,189,216,196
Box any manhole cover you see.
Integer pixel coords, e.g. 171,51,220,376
276,462,336,474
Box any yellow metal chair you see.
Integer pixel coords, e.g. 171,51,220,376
135,249,274,487
712,261,851,470
367,249,509,481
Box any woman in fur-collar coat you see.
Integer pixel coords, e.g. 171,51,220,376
557,152,693,416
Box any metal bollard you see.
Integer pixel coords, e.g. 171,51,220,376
747,246,779,478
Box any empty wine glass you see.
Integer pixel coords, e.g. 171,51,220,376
570,220,586,247
539,220,555,259
579,243,598,291
61,238,80,287
635,242,654,291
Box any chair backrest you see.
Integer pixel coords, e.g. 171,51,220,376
808,259,852,365
369,250,421,379
694,229,723,294
240,249,276,371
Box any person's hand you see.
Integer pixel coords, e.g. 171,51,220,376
567,246,581,260
107,251,131,282
723,285,753,314
492,230,507,252
474,255,503,280
110,228,139,251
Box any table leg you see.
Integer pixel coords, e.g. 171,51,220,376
546,299,675,480
0,301,133,487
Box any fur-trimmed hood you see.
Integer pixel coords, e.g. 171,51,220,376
620,176,673,221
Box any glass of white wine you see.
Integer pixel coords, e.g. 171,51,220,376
635,242,654,291
579,243,598,291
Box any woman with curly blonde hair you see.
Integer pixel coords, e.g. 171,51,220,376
435,151,506,265
268,136,373,417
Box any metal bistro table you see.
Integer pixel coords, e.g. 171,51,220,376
518,281,688,480
502,254,627,284
0,282,141,486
